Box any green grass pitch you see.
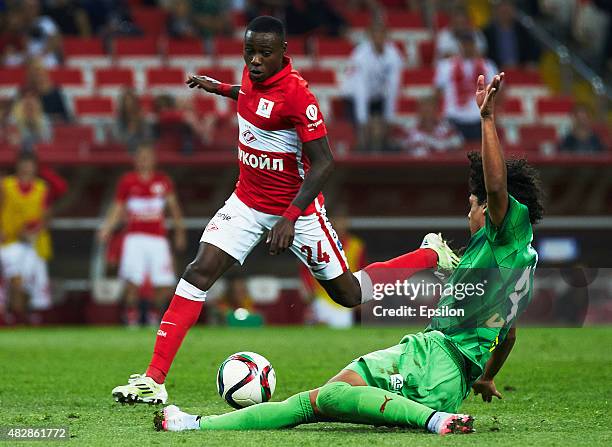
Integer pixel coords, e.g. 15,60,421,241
1,326,611,446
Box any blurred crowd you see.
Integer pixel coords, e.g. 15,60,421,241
0,0,610,158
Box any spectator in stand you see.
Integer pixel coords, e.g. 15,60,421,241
8,90,53,151
0,8,27,66
98,144,187,326
342,21,403,152
397,96,463,156
43,0,92,37
558,104,604,154
483,0,541,69
167,0,198,39
25,58,70,123
435,6,486,61
190,0,233,38
434,31,497,141
115,89,152,153
22,0,62,67
0,152,53,324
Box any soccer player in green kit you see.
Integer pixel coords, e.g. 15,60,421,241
154,72,545,435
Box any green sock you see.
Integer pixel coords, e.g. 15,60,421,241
200,391,316,430
315,381,435,428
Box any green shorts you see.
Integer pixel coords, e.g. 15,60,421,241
345,331,467,413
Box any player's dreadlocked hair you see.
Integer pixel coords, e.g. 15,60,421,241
246,16,286,41
468,152,544,224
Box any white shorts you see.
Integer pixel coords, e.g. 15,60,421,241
312,296,354,328
0,241,51,310
201,194,349,280
119,233,175,287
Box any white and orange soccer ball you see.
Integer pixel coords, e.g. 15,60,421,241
216,352,276,408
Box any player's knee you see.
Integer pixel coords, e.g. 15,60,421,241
182,259,216,291
315,381,351,416
329,288,361,308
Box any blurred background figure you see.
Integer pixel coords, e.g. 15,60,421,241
98,145,186,326
435,5,486,61
191,0,233,38
0,153,53,324
166,0,198,39
301,209,367,328
114,89,152,153
24,59,70,123
0,8,27,66
44,0,92,37
558,104,604,154
482,0,540,70
8,90,53,151
434,31,497,141
22,0,62,67
342,21,403,152
396,96,463,156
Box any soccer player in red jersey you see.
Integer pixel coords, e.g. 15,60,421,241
111,16,458,404
99,144,186,326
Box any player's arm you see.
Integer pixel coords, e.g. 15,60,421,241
98,200,125,243
166,192,187,253
476,72,508,227
267,136,334,255
186,74,240,101
472,326,517,402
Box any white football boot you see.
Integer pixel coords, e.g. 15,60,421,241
420,233,460,273
112,374,168,404
154,405,201,431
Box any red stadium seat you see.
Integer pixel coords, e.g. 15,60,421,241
53,124,95,145
435,12,451,29
166,38,205,56
114,37,159,56
74,97,114,117
537,97,575,115
504,69,544,86
95,68,135,88
344,11,371,28
49,68,84,87
195,67,237,84
300,68,336,86
499,97,525,116
287,37,308,56
215,37,243,55
0,67,26,87
146,67,185,87
139,95,155,114
397,97,418,114
402,68,434,86
386,11,424,29
418,40,435,66
193,96,217,115
330,97,348,120
132,7,168,37
328,120,356,156
519,125,557,151
316,38,354,57
231,10,247,27
63,37,105,57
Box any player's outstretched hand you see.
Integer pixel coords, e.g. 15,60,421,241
476,72,504,119
267,218,295,255
185,74,222,94
472,378,502,402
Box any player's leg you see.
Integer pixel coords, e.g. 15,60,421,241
1,243,30,321
149,236,177,324
118,234,147,326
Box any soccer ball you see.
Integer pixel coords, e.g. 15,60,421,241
216,351,276,409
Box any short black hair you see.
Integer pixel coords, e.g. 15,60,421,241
246,16,286,41
468,152,544,224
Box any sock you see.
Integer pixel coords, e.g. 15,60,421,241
145,283,205,384
355,248,438,303
200,391,316,430
426,411,453,434
315,382,435,428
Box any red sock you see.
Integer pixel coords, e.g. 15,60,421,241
364,248,438,284
145,294,203,384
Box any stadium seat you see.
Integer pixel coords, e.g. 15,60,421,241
95,68,135,89
131,7,168,37
63,37,109,68
402,67,435,97
193,96,217,115
49,67,88,98
344,11,371,28
114,37,161,73
316,37,354,70
0,67,26,97
53,124,95,145
300,68,336,86
146,67,185,90
194,67,237,84
327,120,356,156
397,97,418,115
504,68,548,100
165,38,210,73
519,125,558,152
537,96,575,128
74,97,114,119
498,97,528,126
330,97,349,121
214,37,244,67
386,11,424,29
417,40,435,66
287,36,313,69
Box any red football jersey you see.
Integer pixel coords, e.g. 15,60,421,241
115,171,174,236
235,56,328,216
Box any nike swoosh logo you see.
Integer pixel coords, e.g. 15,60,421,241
160,321,176,326
239,89,246,95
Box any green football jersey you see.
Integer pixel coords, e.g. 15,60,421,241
427,194,537,384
